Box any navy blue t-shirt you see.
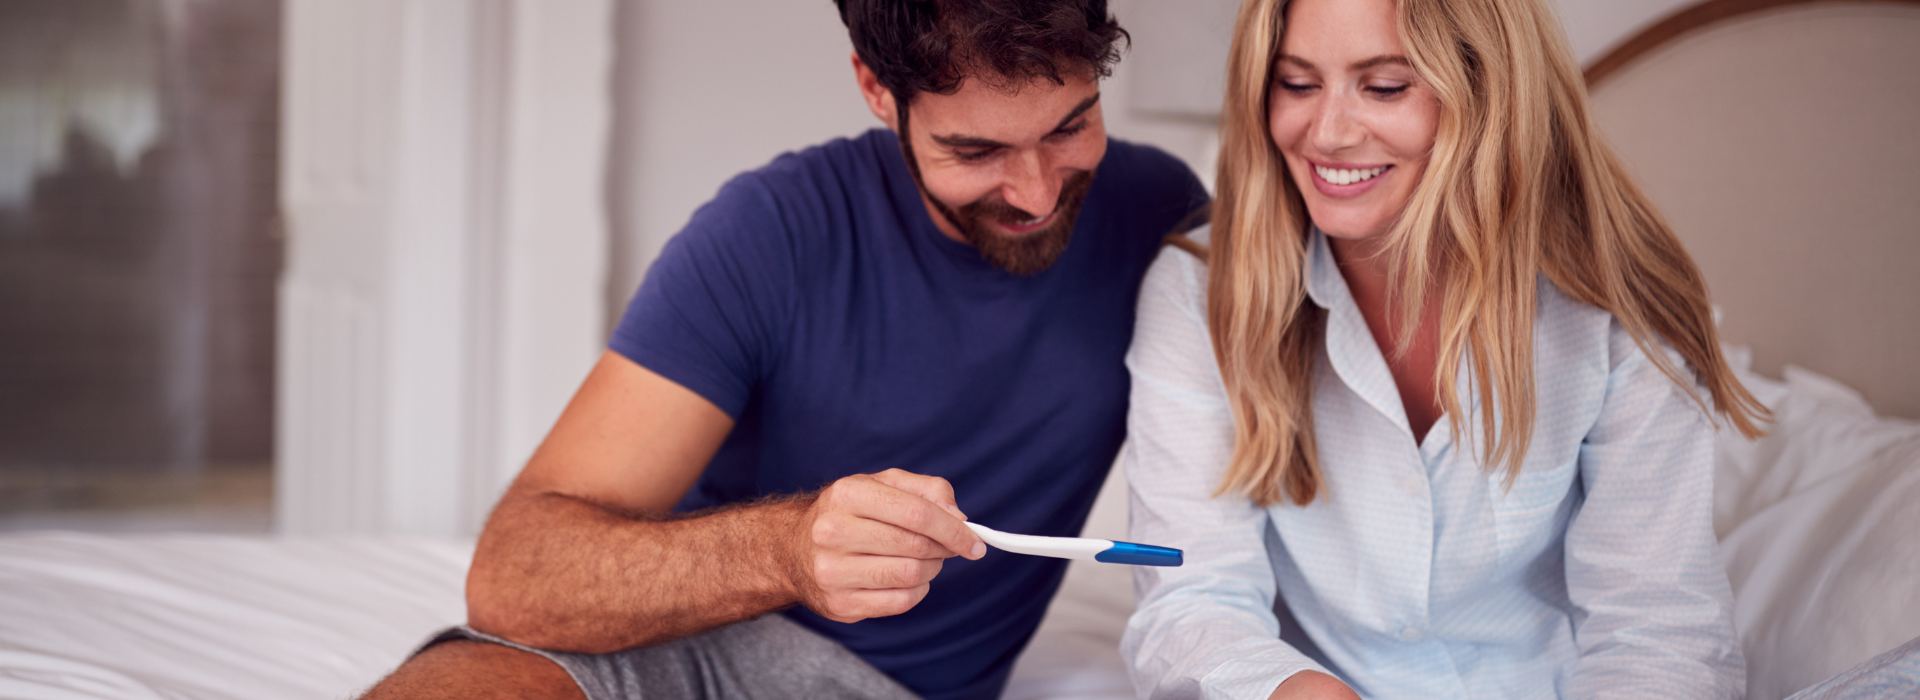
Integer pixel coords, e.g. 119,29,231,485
610,128,1206,699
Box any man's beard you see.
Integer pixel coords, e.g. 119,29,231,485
930,170,1094,277
896,102,1096,277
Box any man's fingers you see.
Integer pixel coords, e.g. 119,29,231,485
821,555,941,590
839,584,932,619
871,468,966,521
848,478,983,559
801,473,971,624
811,514,953,559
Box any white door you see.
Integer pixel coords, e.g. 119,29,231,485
277,0,611,536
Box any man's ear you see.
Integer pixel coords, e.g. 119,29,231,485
850,52,899,131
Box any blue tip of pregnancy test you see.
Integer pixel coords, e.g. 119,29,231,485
1095,541,1184,567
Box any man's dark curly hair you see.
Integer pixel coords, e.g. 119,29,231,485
832,0,1130,105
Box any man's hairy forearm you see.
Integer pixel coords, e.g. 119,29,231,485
465,488,813,654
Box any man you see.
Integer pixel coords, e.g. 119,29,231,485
364,1,1205,698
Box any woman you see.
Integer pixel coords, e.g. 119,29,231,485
1118,0,1770,697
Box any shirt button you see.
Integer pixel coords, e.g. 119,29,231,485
1400,625,1425,642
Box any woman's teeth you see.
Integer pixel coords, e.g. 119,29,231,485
1315,165,1388,186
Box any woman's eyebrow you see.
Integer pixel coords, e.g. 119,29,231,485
1277,54,1412,71
1351,55,1413,71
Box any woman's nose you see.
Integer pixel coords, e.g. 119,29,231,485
1310,97,1365,155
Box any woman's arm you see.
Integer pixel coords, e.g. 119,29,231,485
1120,247,1350,699
1562,324,1745,698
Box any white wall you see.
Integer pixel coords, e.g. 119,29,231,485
606,1,1691,301
608,1,873,320
1553,0,1694,63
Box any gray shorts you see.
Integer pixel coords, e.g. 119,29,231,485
418,614,917,700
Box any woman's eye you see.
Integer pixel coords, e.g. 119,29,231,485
1366,84,1410,98
1276,80,1318,94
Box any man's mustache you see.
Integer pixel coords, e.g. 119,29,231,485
958,170,1094,225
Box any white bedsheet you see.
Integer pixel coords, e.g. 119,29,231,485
0,536,467,699
0,366,1914,700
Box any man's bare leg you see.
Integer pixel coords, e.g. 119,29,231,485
359,640,585,700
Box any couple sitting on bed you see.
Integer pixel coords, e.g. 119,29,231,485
364,0,1767,698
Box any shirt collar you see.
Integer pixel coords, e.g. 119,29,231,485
1303,224,1428,442
1304,226,1345,312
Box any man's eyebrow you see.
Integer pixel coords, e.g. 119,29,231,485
928,93,1103,150
930,133,1008,150
1277,54,1413,71
1050,93,1101,133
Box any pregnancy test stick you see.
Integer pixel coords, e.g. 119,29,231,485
965,522,1183,567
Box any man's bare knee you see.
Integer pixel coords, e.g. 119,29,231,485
359,639,584,700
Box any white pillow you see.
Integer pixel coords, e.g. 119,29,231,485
1715,366,1920,699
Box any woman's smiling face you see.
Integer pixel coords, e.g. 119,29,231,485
1269,0,1440,242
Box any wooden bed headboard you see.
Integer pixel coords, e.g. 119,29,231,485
1583,0,1920,418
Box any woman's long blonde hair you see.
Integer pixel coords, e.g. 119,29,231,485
1205,0,1770,507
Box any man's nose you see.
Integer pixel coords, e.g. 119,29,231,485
1001,150,1060,217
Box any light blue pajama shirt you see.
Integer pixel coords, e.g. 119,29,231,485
1119,226,1743,699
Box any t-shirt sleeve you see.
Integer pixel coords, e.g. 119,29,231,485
1118,140,1212,238
1166,151,1211,232
609,175,797,418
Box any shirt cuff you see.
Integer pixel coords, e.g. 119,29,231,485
1200,641,1332,700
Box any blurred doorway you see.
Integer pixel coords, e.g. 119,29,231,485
0,0,281,532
